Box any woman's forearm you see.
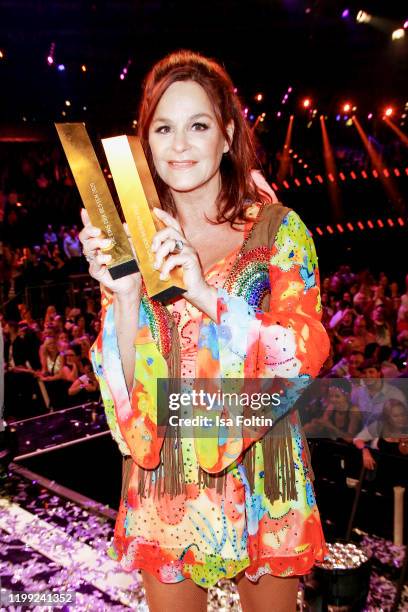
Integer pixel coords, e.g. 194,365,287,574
113,291,140,394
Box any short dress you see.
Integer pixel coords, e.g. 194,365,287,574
105,241,328,587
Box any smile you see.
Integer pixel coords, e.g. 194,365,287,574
168,161,198,169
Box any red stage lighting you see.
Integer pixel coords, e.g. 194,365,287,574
347,222,354,231
377,219,384,228
357,221,364,230
336,224,344,233
367,220,374,229
326,225,334,234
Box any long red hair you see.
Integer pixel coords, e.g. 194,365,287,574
137,49,271,225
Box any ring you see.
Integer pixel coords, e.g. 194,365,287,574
172,239,184,253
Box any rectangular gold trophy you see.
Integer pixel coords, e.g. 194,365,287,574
55,123,138,280
102,135,185,302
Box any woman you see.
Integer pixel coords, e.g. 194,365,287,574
80,50,330,611
304,379,362,442
354,398,408,472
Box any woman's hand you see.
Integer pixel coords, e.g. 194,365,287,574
151,208,217,318
79,208,142,297
362,447,376,470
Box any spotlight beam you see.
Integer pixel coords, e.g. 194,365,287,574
352,116,405,213
320,116,343,222
383,117,408,147
277,115,294,182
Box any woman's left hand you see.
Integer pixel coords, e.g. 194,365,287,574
151,207,211,305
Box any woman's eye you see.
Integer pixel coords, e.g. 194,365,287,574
192,122,209,131
155,125,171,134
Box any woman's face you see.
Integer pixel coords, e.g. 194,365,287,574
148,80,232,195
388,406,408,432
328,387,348,410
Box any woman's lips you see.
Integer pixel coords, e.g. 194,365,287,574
168,160,197,169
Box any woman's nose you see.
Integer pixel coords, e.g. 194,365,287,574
171,129,189,152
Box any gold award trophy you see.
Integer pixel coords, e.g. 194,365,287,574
55,123,138,280
102,135,185,302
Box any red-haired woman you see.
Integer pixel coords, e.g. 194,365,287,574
80,50,330,611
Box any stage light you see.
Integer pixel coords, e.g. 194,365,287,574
372,169,379,178
255,93,263,102
249,114,255,121
337,224,344,233
385,107,394,117
0,50,4,59
294,178,301,187
65,100,71,107
303,98,311,108
81,64,87,72
383,168,390,178
277,111,282,117
339,172,346,181
83,106,87,111
367,220,374,229
283,180,290,189
47,55,53,65
288,87,293,93
361,170,368,178
342,9,350,18
326,225,334,234
367,113,373,119
343,103,351,113
244,107,249,115
377,219,384,228
316,227,323,236
304,164,308,169
357,221,364,230
397,217,405,226
57,64,65,71
346,119,353,126
306,177,312,185
356,11,371,24
120,74,125,80
316,175,323,184
272,182,279,191
347,223,354,231
350,171,357,179
394,168,401,176
336,114,341,121
404,20,408,29
392,29,405,41
387,218,394,227
233,88,238,93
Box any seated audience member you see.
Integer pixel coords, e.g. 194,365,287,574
68,359,100,403
351,358,406,426
353,398,408,473
377,345,400,379
371,304,392,347
304,379,362,442
39,335,64,376
350,315,376,351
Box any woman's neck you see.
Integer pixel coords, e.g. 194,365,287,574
171,173,221,234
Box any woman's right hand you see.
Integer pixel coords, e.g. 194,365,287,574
79,208,142,297
362,447,376,470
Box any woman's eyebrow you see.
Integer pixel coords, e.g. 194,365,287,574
151,112,213,123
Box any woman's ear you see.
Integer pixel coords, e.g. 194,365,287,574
223,120,235,153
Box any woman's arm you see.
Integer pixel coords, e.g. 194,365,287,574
113,291,140,393
195,210,331,472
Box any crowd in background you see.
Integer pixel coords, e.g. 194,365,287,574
1,146,408,477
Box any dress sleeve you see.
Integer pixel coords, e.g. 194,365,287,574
195,210,330,472
90,287,168,469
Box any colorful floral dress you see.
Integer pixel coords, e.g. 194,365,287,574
90,204,331,588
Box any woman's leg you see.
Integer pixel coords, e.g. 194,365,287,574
234,571,299,612
140,570,208,612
